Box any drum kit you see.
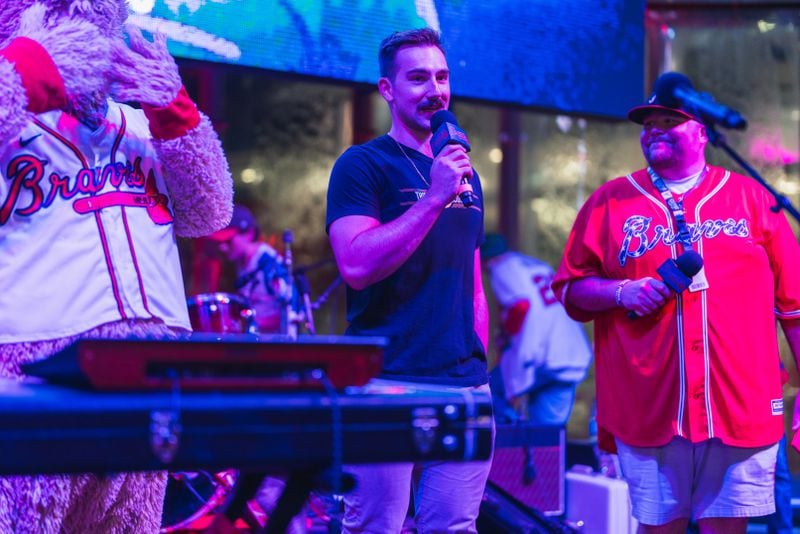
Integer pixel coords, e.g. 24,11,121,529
186,293,255,334
187,230,339,338
161,231,342,532
160,470,238,532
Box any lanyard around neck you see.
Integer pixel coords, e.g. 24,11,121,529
647,166,706,251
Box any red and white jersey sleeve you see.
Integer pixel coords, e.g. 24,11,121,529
553,166,800,448
489,252,592,399
0,102,191,342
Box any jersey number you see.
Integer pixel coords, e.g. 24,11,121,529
533,273,558,307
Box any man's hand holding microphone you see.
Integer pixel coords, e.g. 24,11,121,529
428,110,475,206
619,250,703,319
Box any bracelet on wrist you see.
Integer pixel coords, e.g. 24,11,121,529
614,279,631,308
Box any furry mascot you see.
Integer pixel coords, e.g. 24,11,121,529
0,0,233,532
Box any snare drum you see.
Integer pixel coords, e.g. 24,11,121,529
163,293,250,531
187,293,255,334
160,470,238,532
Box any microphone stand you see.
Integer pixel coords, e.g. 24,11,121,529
281,229,298,339
279,230,321,337
290,257,341,313
706,124,800,225
311,275,343,311
289,257,339,335
294,268,316,335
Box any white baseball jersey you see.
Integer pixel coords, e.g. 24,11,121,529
488,252,592,399
0,102,191,342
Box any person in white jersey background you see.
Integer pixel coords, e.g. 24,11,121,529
482,233,592,482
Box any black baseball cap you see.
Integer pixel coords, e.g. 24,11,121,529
628,72,700,124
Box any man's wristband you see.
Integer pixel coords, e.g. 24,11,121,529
614,279,631,307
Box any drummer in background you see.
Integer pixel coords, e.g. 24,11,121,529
207,204,289,333
206,204,307,533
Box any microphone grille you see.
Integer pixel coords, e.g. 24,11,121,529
652,72,693,109
675,250,703,277
430,109,458,132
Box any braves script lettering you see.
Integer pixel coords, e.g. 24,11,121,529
618,214,750,266
1,155,159,224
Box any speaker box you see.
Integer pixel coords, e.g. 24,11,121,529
488,424,565,516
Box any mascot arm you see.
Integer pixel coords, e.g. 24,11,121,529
112,27,233,237
145,93,233,238
0,4,110,146
0,37,66,113
0,37,66,146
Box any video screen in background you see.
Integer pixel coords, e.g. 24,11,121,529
129,0,645,119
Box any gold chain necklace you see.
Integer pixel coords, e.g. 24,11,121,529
392,137,431,188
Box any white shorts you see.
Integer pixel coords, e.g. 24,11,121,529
616,436,777,525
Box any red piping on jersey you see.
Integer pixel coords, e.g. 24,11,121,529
114,111,153,317
675,294,687,439
121,206,153,317
626,172,691,438
33,118,88,168
701,285,713,438
33,115,127,319
94,210,127,319
692,176,730,439
626,169,730,442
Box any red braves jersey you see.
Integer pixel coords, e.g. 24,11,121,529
0,103,191,342
793,397,800,453
553,166,800,448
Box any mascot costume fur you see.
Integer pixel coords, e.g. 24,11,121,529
0,0,233,531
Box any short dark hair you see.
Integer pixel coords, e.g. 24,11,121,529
378,28,444,79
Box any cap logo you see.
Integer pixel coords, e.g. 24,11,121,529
647,94,657,104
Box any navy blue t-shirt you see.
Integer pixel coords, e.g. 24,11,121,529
326,135,488,387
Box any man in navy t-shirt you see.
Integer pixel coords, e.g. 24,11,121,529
326,27,493,533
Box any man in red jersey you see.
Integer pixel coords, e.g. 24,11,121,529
552,72,800,533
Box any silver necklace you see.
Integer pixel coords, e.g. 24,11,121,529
392,137,431,188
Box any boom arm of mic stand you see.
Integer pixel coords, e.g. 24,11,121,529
312,275,343,310
706,124,800,225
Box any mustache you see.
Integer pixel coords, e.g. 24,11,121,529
646,135,674,145
419,98,444,109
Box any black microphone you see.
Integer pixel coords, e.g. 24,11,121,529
627,250,704,319
430,110,475,207
654,72,747,130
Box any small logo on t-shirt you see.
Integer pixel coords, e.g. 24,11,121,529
771,398,783,415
